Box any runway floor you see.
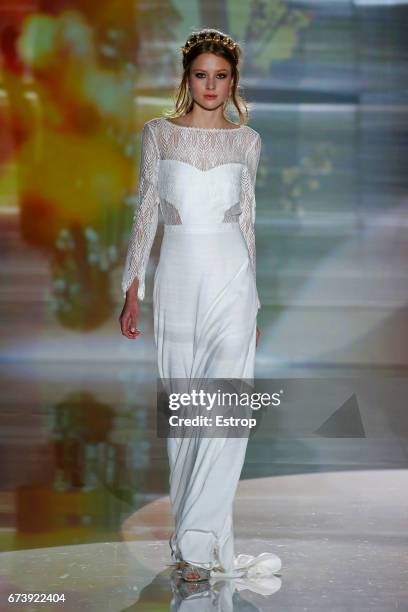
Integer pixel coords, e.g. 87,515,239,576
1,467,407,610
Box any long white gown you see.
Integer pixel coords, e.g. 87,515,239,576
122,117,281,580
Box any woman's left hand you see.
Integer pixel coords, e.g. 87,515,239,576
256,325,260,348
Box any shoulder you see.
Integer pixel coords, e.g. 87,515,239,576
243,124,260,138
241,125,261,160
242,124,261,148
139,118,163,151
143,117,164,132
140,118,163,141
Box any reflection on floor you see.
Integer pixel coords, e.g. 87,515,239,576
1,470,407,610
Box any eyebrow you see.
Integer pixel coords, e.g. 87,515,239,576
192,68,229,72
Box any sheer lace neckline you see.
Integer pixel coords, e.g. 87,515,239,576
163,117,243,132
122,118,262,305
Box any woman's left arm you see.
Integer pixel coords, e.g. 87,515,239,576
238,132,262,312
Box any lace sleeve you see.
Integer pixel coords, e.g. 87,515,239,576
239,132,262,310
121,122,160,301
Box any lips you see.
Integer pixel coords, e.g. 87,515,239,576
204,94,217,99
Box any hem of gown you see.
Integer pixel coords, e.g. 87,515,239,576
168,532,282,579
169,554,281,580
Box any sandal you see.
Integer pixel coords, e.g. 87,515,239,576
180,561,211,582
170,574,211,599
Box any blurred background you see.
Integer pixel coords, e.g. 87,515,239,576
0,0,407,608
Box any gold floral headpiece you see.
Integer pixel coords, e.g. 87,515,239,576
181,31,237,56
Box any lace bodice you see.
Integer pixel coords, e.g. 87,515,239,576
121,116,262,308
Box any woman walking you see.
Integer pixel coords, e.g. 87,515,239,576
120,28,281,583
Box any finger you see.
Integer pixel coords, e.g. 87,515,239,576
120,312,141,339
129,313,141,334
127,312,141,338
123,327,141,339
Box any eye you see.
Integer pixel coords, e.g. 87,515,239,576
194,73,228,79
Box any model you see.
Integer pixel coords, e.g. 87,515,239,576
120,28,281,583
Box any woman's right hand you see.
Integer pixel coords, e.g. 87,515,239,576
119,293,141,339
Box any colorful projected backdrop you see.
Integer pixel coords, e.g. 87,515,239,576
0,1,310,333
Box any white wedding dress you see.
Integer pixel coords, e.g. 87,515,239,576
122,117,281,580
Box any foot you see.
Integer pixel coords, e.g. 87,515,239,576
180,561,211,582
170,574,211,599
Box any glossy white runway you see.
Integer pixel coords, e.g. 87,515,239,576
1,469,406,610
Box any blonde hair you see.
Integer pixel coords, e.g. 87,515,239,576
164,28,250,125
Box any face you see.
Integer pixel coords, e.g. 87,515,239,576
187,52,233,109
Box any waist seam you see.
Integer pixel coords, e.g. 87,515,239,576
164,223,240,233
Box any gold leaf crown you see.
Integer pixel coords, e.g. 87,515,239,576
181,31,237,56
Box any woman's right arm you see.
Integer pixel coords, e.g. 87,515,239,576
120,121,160,339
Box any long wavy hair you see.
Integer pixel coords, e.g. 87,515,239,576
164,28,250,126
